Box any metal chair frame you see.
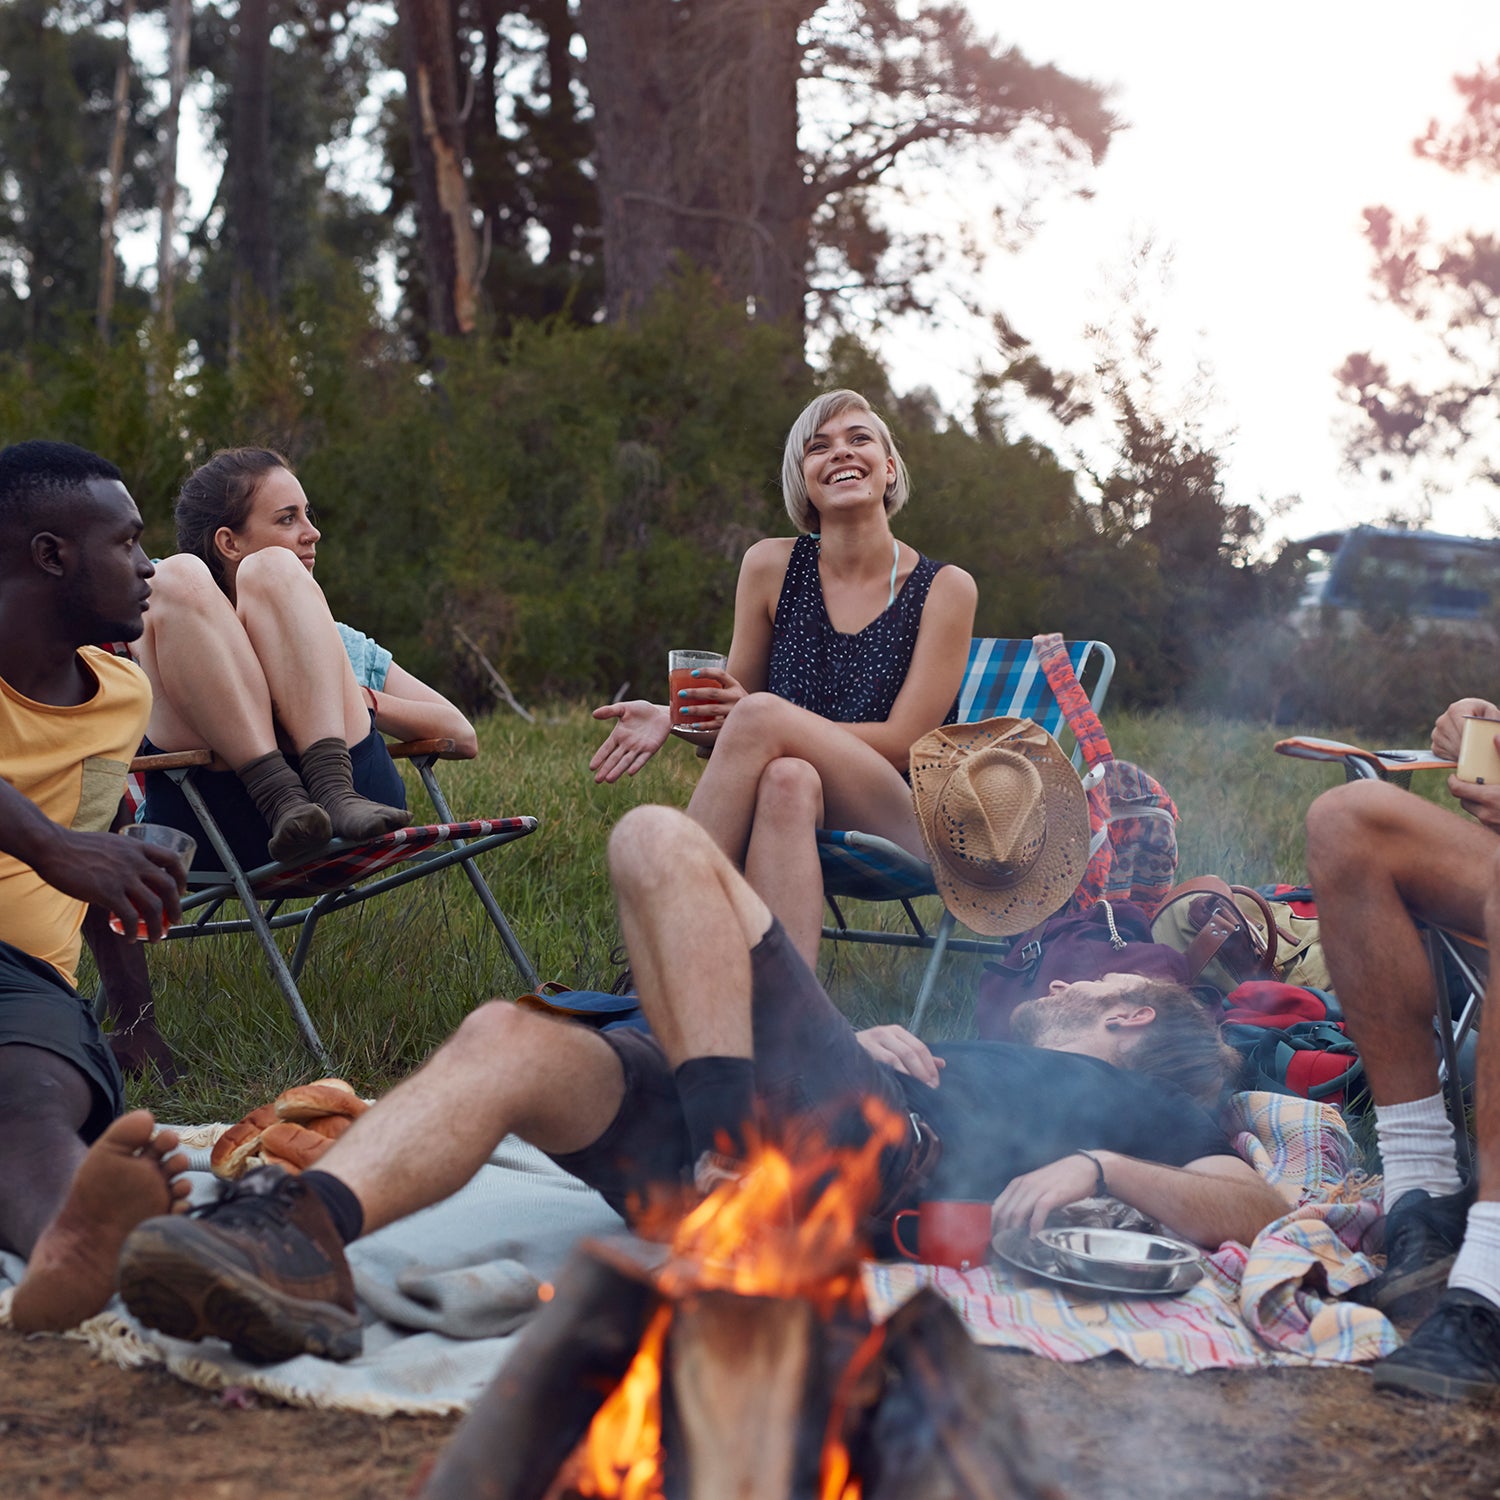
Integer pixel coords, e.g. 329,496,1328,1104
820,636,1116,1033
134,738,539,1066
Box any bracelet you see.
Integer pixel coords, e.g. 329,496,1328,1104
1074,1149,1108,1198
363,685,378,713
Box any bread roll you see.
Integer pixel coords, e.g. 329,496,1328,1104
210,1103,279,1179
274,1079,368,1123
306,1113,353,1142
258,1120,334,1172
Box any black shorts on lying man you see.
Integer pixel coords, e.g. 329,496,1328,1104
116,806,1285,1364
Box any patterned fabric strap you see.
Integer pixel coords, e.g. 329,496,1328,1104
1032,632,1113,769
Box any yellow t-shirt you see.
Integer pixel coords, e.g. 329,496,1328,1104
0,648,151,987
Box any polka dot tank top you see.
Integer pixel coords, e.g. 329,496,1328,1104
766,534,949,724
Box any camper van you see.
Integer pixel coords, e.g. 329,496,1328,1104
1293,526,1500,635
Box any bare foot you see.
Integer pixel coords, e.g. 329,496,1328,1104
11,1111,191,1333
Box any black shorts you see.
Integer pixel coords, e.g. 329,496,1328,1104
140,713,407,873
549,918,914,1221
0,940,124,1141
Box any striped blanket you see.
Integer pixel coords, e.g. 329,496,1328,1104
862,1091,1398,1371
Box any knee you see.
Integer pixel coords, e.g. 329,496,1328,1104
608,805,714,890
235,546,320,607
716,692,794,753
754,756,822,822
145,554,228,620
450,997,548,1055
1305,780,1410,880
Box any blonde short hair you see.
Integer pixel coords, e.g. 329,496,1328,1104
780,390,910,533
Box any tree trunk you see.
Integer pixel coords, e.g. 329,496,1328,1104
96,0,136,341
153,0,191,332
228,0,275,324
399,0,481,336
578,0,806,326
576,0,677,321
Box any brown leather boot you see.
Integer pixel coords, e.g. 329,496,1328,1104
118,1165,362,1364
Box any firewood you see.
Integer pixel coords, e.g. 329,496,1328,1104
417,1238,661,1500
668,1291,817,1500
857,1290,1064,1500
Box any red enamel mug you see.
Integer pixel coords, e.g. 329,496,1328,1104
891,1199,993,1271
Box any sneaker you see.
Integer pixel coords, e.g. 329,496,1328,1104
1359,1184,1474,1319
1373,1288,1500,1402
117,1165,361,1365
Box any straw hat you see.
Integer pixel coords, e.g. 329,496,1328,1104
909,717,1089,937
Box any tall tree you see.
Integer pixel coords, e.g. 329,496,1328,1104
398,0,481,335
97,0,138,339
153,0,192,331
1338,57,1500,493
576,0,1115,328
227,0,275,341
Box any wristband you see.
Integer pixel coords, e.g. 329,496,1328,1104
1074,1149,1108,1198
363,686,378,713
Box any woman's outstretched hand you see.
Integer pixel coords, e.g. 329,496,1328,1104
669,667,746,738
590,700,673,783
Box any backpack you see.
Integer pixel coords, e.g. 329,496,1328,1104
974,898,1192,1039
1219,980,1364,1107
1033,633,1179,915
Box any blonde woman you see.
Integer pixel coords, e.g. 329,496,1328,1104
591,391,976,962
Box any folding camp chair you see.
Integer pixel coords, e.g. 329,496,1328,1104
819,636,1116,1033
130,737,540,1067
1275,734,1480,1173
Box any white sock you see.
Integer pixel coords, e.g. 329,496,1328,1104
1374,1092,1463,1209
1450,1203,1500,1308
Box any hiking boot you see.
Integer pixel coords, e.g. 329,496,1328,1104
117,1165,361,1365
1373,1288,1500,1402
1358,1184,1474,1319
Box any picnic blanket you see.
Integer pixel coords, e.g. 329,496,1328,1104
865,1091,1398,1371
0,1092,1398,1414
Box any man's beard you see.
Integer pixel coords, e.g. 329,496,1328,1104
1008,989,1109,1048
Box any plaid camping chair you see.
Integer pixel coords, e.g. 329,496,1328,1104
1275,734,1480,1174
124,736,539,1068
819,636,1115,1033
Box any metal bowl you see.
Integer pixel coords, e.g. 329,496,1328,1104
1033,1228,1200,1292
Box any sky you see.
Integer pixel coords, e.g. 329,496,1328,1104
878,1,1500,543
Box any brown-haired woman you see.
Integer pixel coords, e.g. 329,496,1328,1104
135,449,476,870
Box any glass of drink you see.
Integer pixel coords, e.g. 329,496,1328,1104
108,823,196,939
668,649,728,734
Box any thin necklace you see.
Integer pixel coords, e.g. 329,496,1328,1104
808,535,901,607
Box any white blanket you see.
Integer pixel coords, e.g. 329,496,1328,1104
0,1132,625,1416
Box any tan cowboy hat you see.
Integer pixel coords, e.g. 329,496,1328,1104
909,717,1089,937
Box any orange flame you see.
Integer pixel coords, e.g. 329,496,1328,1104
578,1100,907,1498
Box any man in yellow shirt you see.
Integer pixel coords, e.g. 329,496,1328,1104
0,441,190,1333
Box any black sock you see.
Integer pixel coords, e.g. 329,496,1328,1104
300,1170,365,1245
675,1056,757,1162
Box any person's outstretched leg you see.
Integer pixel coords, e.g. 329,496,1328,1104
136,554,331,861
0,1045,188,1332
116,1004,626,1362
1374,847,1500,1401
1308,780,1490,1324
685,693,919,964
233,548,407,842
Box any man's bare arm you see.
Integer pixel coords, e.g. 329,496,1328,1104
991,1149,1291,1250
0,777,184,940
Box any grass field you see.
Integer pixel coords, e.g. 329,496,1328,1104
111,707,1459,1123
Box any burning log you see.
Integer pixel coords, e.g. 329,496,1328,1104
418,1114,1064,1500
417,1239,662,1500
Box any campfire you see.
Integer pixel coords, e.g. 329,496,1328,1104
417,1104,1063,1500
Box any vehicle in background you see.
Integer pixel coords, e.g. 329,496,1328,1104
1291,526,1500,636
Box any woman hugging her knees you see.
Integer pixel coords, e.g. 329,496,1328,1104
591,390,978,962
135,448,476,870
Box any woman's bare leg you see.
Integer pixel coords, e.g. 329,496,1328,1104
136,554,281,763
232,548,370,749
686,694,923,963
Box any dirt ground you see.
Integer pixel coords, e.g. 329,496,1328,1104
6,1325,1500,1500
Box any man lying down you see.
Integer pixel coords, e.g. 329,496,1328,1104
101,804,1286,1365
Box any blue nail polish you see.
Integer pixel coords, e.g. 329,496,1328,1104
692,669,701,677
